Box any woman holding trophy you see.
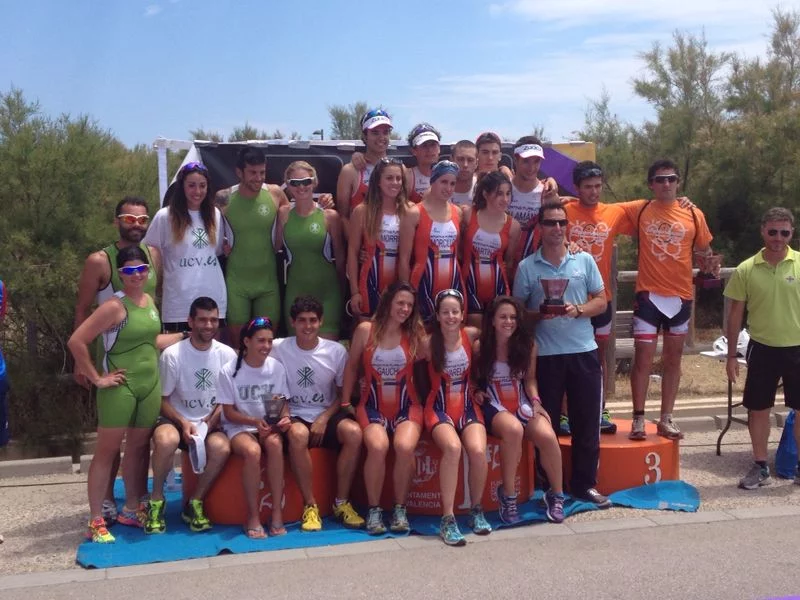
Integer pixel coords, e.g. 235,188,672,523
217,317,291,539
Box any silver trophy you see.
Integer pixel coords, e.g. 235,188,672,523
262,394,287,425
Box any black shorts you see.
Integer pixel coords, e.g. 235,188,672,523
632,291,692,338
162,319,227,334
590,302,613,335
743,341,800,411
289,410,355,451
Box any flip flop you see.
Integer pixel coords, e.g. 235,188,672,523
243,526,266,539
269,525,287,536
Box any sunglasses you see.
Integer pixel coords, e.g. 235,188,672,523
767,229,792,237
652,174,679,184
380,157,404,165
541,219,568,228
287,177,314,187
247,316,273,331
435,288,464,305
577,167,603,180
181,161,208,174
117,214,150,226
118,264,150,276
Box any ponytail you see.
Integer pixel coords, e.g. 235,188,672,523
232,336,247,378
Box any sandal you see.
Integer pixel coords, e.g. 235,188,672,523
243,526,267,539
269,525,287,536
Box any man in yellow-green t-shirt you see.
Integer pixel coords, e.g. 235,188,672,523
724,206,800,490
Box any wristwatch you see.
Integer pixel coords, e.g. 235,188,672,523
575,304,584,318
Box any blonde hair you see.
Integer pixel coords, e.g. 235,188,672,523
284,161,318,186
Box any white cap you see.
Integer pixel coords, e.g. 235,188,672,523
362,114,393,130
188,421,209,474
514,143,545,159
412,130,440,147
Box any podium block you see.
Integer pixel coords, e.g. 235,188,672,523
559,421,680,495
182,448,337,525
350,432,535,515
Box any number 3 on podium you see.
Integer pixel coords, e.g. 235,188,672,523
644,451,662,484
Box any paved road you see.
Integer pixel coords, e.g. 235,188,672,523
2,514,800,599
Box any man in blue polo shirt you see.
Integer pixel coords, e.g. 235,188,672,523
513,201,610,507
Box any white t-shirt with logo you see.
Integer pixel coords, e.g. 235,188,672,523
159,339,237,423
271,337,347,422
217,356,290,439
144,206,227,322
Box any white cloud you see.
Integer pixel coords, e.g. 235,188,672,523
144,4,162,17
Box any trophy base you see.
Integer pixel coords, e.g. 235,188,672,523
540,303,568,315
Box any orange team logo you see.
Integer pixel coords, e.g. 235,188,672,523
569,220,611,261
643,219,686,261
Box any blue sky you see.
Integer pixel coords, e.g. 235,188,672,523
1,0,796,147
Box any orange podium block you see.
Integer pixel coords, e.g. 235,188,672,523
559,421,680,495
350,432,535,515
181,448,337,526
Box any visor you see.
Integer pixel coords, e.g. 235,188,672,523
514,143,545,159
188,421,209,474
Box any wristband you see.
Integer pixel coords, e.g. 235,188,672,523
531,396,542,404
340,401,352,408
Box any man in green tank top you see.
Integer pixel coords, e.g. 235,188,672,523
223,148,289,348
74,196,161,523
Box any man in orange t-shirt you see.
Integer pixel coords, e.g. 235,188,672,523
620,159,717,441
564,162,645,434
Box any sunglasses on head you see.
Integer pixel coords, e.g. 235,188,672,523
118,264,149,276
435,288,464,305
287,177,314,187
247,316,273,331
577,167,603,180
652,174,679,184
117,214,150,226
767,229,792,237
380,157,404,165
181,161,208,174
541,219,568,228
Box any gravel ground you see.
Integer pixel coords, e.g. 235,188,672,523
0,428,795,576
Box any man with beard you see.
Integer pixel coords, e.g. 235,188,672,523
144,296,236,533
74,196,162,523
223,147,289,348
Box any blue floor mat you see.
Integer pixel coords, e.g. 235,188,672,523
76,480,700,569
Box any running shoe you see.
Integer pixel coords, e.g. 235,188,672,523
600,409,617,434
390,504,410,533
144,499,166,534
117,503,146,528
544,490,566,523
181,498,212,532
575,488,612,509
86,517,115,543
366,507,386,535
657,417,684,440
497,485,521,525
557,414,571,436
628,415,647,441
468,506,492,535
738,463,772,490
439,515,466,547
333,500,365,529
101,499,118,526
301,504,322,532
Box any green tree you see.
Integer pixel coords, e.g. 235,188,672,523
328,101,368,140
0,87,161,450
189,128,224,142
